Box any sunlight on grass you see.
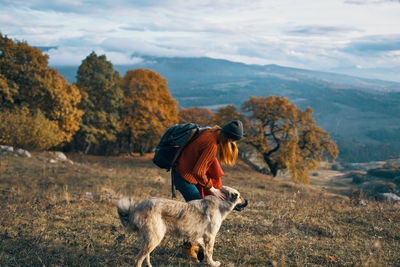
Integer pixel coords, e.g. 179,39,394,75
1,153,399,266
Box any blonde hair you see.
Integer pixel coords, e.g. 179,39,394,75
210,126,238,166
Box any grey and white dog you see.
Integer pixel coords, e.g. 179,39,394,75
117,186,248,267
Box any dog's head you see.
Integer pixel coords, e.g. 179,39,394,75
220,186,248,212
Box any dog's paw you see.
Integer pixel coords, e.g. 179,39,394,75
211,261,221,267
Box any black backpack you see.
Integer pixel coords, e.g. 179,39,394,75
153,123,207,198
153,123,202,171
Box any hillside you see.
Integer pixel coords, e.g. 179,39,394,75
55,57,400,162
1,152,399,266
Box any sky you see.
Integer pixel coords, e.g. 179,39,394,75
1,0,400,82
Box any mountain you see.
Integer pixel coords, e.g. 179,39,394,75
54,56,400,162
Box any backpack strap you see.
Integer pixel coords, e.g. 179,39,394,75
171,172,177,199
168,127,200,172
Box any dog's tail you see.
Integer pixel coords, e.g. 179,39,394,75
117,198,136,230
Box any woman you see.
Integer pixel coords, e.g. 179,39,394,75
172,120,243,261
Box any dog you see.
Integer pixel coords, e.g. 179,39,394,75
117,186,248,267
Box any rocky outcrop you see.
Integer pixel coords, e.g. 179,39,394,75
0,145,31,158
378,193,400,203
0,145,73,164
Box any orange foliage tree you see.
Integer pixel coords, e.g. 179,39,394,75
120,69,178,154
0,34,82,148
178,107,215,126
242,95,338,183
213,104,246,126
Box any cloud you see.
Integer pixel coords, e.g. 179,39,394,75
101,37,190,57
345,0,399,5
46,45,144,65
1,0,400,81
35,46,59,52
287,26,362,36
0,14,24,26
1,0,88,14
343,35,400,54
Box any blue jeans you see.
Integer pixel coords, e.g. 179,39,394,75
172,170,202,202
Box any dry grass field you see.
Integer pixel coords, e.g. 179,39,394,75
1,152,399,266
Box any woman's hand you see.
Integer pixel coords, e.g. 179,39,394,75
209,187,225,200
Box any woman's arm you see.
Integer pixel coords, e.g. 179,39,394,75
192,143,218,188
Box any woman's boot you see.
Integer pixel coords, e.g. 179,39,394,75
182,241,199,262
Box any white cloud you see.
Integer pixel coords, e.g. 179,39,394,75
1,0,400,81
47,46,93,65
0,14,24,26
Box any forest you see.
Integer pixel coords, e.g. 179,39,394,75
0,33,353,184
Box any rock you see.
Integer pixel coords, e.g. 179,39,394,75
357,199,367,206
379,193,400,203
84,192,94,199
54,151,68,161
15,148,31,158
0,145,14,152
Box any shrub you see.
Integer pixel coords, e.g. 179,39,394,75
349,188,364,201
347,171,366,184
361,181,397,197
367,167,400,179
393,176,400,186
330,163,342,171
352,176,366,184
0,107,62,150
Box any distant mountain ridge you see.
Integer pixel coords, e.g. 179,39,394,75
54,56,400,162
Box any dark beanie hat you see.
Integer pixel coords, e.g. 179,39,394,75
221,120,243,141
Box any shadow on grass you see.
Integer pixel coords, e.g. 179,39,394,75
0,233,198,267
0,234,138,266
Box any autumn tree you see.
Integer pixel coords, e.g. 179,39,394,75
120,69,178,154
242,95,338,183
213,104,246,126
72,52,123,154
0,34,82,148
178,107,215,126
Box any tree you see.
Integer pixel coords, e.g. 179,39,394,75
0,34,82,147
242,95,338,183
213,104,245,126
120,69,178,154
178,107,215,126
73,52,123,154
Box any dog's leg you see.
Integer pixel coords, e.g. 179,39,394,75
135,240,151,267
203,234,220,267
135,223,166,267
135,238,159,267
145,254,151,267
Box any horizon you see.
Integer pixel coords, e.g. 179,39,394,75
53,55,400,85
1,0,400,82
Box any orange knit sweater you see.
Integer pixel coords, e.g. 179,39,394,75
175,129,219,189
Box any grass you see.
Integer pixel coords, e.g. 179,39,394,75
1,152,400,266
